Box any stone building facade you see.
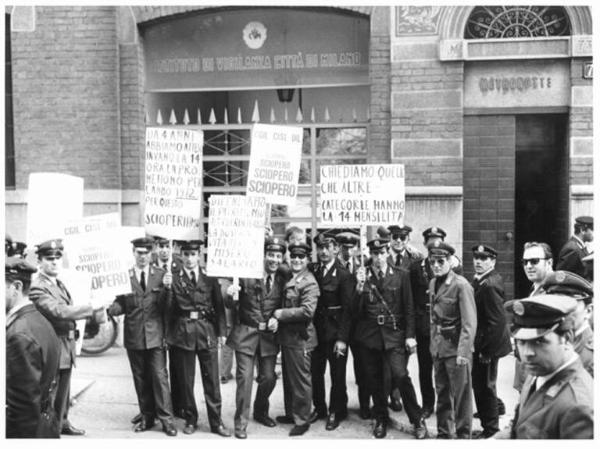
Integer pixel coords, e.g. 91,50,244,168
5,5,593,297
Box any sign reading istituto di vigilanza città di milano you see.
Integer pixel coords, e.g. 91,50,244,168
319,164,405,226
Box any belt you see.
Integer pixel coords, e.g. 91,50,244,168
180,310,210,321
368,314,401,326
317,305,342,316
56,329,80,340
240,318,269,331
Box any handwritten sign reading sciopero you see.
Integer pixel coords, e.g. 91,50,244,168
319,164,405,226
145,127,203,240
246,124,303,206
206,195,267,279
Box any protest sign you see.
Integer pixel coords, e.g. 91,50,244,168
246,124,303,206
144,127,203,240
319,164,405,226
59,269,93,355
26,172,84,249
63,212,120,237
206,195,266,279
64,226,145,306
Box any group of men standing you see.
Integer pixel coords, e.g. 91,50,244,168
5,215,594,439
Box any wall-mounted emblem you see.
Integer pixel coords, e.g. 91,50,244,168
243,21,267,49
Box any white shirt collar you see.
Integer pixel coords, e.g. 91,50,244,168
575,322,590,337
474,267,494,281
184,266,199,278
573,235,585,247
6,300,31,324
39,271,58,285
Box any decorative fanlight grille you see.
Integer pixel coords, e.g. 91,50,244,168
465,6,570,39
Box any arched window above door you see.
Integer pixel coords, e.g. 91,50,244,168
465,6,571,39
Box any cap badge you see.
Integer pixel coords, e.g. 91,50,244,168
556,271,566,283
513,302,525,316
50,241,57,249
374,240,380,246
432,227,438,233
478,245,484,253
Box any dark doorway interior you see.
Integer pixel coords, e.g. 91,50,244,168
514,114,569,297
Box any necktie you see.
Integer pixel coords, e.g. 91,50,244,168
379,270,384,280
396,254,401,266
322,264,328,277
163,263,168,271
140,270,146,292
190,270,196,287
266,275,272,294
527,377,538,401
56,279,71,299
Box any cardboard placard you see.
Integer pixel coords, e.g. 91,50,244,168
206,195,266,279
144,127,203,240
246,124,303,206
319,164,405,226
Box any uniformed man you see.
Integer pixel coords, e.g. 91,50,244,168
556,216,593,279
149,235,184,420
166,240,231,437
345,238,427,439
428,240,477,439
6,257,61,438
273,242,319,437
107,237,177,436
407,226,449,419
514,241,555,392
387,225,422,270
498,295,593,439
542,271,593,376
470,244,512,439
29,239,102,436
224,237,287,439
336,231,372,419
308,233,355,430
5,235,27,258
385,224,422,413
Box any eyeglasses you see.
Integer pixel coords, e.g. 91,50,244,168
290,254,307,260
43,256,61,261
391,234,408,241
522,258,546,266
428,258,447,266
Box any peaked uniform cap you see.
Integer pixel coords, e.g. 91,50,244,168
504,294,578,340
542,270,593,304
472,244,498,258
35,239,64,256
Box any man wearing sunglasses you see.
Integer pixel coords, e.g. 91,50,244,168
470,245,511,439
272,242,319,436
348,238,427,439
428,240,477,439
166,240,231,437
29,239,101,436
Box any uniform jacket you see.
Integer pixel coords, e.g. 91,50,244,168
472,269,512,359
6,303,61,438
409,258,433,335
166,268,227,351
556,236,587,278
429,270,477,360
30,273,94,369
152,253,183,273
351,265,415,350
225,268,287,357
310,260,355,343
512,358,593,439
573,326,593,377
108,266,168,350
387,247,422,271
337,255,362,275
277,268,319,350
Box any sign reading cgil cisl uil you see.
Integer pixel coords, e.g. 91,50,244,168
246,124,303,206
319,164,405,226
144,127,204,240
